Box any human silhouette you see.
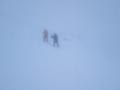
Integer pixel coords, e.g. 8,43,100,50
51,33,59,47
43,29,48,43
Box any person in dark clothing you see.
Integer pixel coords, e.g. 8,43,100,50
51,33,59,47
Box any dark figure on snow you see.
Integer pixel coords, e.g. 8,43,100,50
43,29,48,43
51,33,59,47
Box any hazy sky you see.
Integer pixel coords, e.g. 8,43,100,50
1,0,120,58
0,0,120,90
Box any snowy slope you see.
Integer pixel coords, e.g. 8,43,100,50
0,28,119,90
1,30,119,90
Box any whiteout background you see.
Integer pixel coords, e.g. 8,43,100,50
0,0,120,90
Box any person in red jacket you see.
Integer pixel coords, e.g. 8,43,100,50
43,29,48,43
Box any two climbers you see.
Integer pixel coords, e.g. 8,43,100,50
42,29,59,47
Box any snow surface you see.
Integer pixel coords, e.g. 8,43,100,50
0,30,120,90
